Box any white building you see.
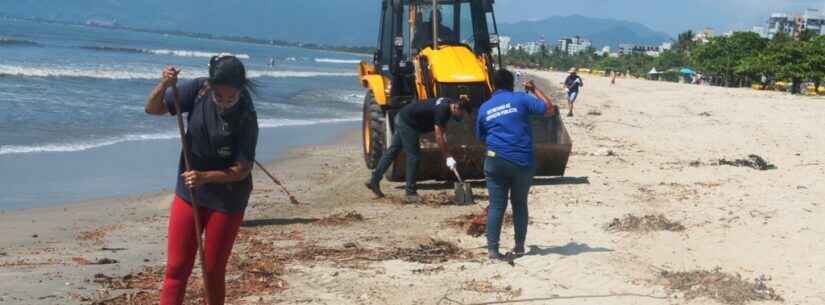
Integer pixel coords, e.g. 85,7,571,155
557,36,592,55
763,9,825,39
511,41,552,55
802,9,825,35
498,36,512,55
515,42,544,55
751,26,768,38
768,13,795,39
618,44,661,56
693,27,714,43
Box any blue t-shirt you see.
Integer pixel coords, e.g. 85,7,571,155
476,90,547,167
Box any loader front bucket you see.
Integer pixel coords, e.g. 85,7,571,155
386,111,571,182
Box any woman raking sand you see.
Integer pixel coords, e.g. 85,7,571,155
144,55,259,305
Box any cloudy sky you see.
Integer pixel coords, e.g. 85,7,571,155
495,0,825,35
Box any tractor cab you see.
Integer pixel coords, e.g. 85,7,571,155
372,0,502,109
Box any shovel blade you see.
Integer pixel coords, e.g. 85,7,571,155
453,182,474,205
464,183,474,204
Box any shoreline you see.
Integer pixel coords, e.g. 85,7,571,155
0,123,359,249
0,126,363,305
0,121,359,212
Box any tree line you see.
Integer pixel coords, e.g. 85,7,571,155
505,30,825,94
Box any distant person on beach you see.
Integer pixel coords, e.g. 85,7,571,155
365,97,469,203
610,71,617,85
144,55,259,305
564,68,583,117
476,69,555,261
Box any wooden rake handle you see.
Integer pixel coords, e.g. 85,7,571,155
171,84,213,305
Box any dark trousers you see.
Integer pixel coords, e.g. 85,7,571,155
370,116,421,195
484,156,535,252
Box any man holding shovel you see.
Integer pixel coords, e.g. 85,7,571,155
365,97,468,203
476,69,555,260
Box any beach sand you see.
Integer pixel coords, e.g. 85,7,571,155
2,70,824,305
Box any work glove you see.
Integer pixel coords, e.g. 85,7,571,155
446,157,457,170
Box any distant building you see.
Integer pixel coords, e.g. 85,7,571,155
514,41,548,55
498,36,512,55
802,9,825,35
618,44,660,56
751,26,768,38
693,27,714,43
557,36,591,55
764,9,825,39
768,13,795,38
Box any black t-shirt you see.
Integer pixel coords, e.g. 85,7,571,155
565,74,583,92
398,98,452,133
164,78,259,213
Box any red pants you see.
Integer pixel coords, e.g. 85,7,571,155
160,195,244,305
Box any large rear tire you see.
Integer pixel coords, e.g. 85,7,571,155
362,91,386,169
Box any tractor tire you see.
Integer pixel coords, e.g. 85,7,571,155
362,91,386,170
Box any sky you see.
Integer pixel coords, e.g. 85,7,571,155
495,0,825,35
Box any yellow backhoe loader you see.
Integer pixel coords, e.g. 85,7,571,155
358,0,571,182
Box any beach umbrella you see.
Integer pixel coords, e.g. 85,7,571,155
648,68,660,74
680,68,696,75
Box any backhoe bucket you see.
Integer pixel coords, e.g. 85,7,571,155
386,111,571,182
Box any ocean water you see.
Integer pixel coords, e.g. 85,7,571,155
0,18,367,210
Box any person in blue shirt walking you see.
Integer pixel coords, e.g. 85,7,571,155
476,69,555,260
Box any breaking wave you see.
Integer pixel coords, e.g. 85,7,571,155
0,64,356,80
0,37,40,47
0,132,178,155
0,117,360,155
314,58,362,64
81,45,250,59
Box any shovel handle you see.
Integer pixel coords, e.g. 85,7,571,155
451,167,464,184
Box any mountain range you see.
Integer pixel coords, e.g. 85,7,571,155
3,1,670,48
499,15,671,49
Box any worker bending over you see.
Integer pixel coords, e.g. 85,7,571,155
366,97,468,203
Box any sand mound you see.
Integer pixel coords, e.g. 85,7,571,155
662,268,783,305
314,211,364,226
606,214,685,232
